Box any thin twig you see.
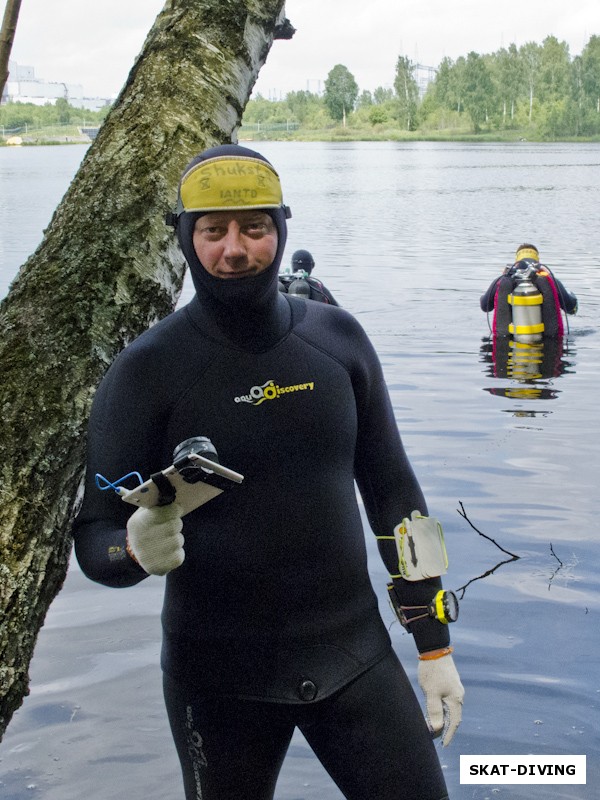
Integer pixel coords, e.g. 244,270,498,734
548,543,564,591
549,543,563,566
457,501,520,560
455,556,519,599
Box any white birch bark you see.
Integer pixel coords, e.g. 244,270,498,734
0,0,291,739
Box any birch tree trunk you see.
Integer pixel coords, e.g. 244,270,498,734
0,0,291,740
0,0,23,98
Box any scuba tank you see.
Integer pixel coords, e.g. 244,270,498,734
285,270,311,298
508,270,544,342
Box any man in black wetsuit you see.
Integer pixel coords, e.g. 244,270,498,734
73,144,464,800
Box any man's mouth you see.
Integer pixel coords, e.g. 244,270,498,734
218,268,255,279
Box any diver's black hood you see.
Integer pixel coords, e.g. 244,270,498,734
175,145,289,317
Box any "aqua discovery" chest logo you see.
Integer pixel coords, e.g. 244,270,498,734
234,379,315,405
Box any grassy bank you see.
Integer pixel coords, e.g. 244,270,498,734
0,124,96,146
238,124,600,144
3,124,600,147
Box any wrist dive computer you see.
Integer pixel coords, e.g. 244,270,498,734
387,586,459,628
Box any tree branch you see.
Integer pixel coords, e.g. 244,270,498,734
457,501,520,559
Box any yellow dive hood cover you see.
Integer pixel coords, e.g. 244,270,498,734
180,156,284,213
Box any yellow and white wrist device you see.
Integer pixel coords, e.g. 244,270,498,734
387,586,459,629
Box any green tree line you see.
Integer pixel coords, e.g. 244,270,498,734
242,34,600,139
3,34,599,141
0,97,110,134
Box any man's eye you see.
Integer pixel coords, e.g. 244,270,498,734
244,223,267,234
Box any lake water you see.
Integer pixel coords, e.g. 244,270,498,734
1,141,599,799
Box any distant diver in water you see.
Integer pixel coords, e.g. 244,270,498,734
480,243,577,339
278,248,339,304
480,244,577,403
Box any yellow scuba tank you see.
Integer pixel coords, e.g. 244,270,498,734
508,273,544,342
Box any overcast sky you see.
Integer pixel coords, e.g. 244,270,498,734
9,0,600,99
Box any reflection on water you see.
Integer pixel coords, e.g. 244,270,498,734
480,334,575,408
1,142,599,799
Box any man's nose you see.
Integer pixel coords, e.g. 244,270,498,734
222,223,246,257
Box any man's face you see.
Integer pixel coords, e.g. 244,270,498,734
192,210,278,279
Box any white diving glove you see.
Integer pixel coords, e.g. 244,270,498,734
126,503,185,576
418,651,464,746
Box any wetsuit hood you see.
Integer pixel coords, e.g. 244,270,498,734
175,145,289,315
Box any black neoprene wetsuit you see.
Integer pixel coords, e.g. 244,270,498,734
73,144,451,800
74,290,448,699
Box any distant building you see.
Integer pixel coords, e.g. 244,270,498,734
3,60,112,112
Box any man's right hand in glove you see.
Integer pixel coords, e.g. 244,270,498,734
126,503,185,575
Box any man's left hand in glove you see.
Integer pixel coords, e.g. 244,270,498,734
418,649,464,746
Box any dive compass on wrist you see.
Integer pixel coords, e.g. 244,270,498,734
387,586,459,628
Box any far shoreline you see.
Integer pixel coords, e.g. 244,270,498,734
3,126,600,148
